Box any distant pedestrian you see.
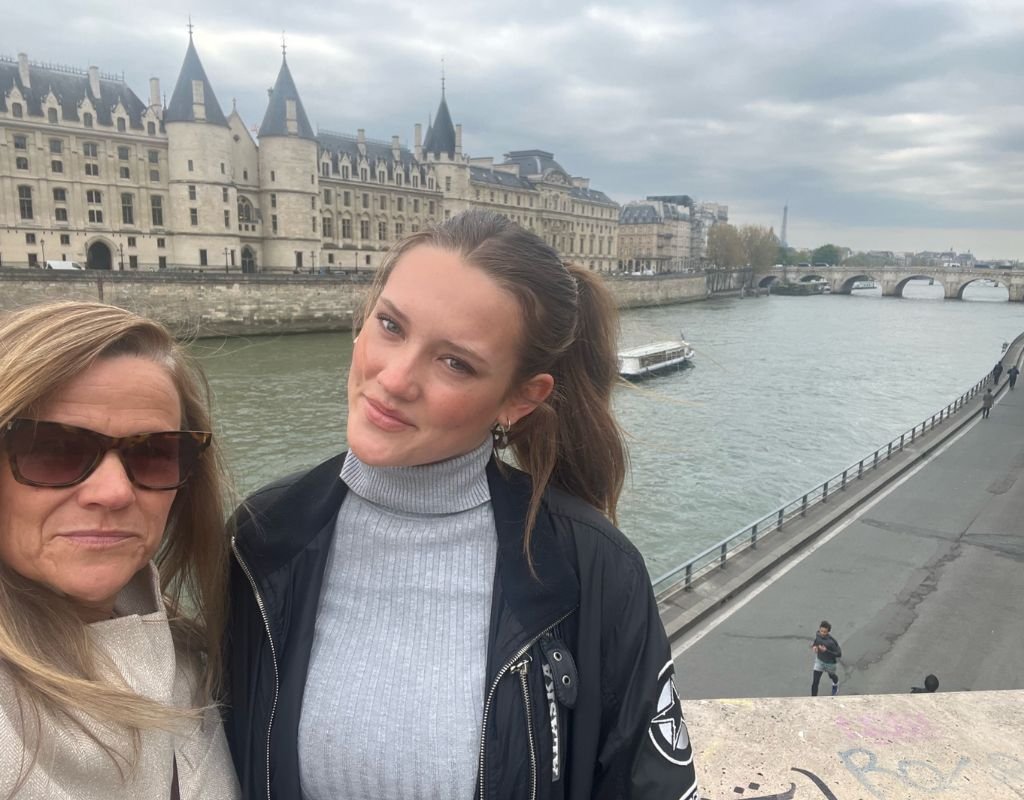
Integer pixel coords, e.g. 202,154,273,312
993,361,1004,384
911,674,940,693
1008,365,1020,389
982,389,994,419
810,620,842,696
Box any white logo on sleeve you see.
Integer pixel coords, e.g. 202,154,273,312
648,661,693,766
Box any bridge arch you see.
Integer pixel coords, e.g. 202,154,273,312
894,275,944,298
837,274,875,294
758,275,780,289
955,277,1009,301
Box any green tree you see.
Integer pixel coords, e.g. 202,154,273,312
811,244,843,265
739,225,780,269
706,223,746,268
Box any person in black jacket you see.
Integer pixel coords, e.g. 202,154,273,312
225,210,699,800
810,620,842,696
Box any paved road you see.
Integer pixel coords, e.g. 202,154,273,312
673,376,1024,700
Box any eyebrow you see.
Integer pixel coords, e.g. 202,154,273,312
378,297,490,368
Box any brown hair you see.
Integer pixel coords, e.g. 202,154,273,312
0,301,230,782
360,210,627,555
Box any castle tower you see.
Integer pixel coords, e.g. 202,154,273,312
421,78,468,217
257,50,319,271
164,32,240,270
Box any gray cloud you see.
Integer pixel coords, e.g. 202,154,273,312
5,0,1023,257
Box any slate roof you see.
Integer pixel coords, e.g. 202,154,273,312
620,201,688,224
468,165,534,190
422,93,456,158
569,186,615,206
0,56,148,128
316,130,417,176
503,149,568,179
165,38,227,126
259,56,315,140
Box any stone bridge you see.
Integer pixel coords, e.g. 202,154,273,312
755,265,1024,301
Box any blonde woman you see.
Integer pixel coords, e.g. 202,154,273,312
0,302,239,799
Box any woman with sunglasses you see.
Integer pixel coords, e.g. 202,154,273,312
227,210,699,800
0,302,239,799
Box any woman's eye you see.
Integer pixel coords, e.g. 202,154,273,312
377,314,400,335
443,357,474,375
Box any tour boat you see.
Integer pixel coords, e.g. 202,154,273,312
618,336,695,380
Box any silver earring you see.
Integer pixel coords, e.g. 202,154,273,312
492,417,512,449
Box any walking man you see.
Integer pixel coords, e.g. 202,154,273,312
993,361,1004,384
1008,365,1020,390
982,388,994,419
810,620,842,696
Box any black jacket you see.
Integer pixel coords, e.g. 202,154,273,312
225,453,698,800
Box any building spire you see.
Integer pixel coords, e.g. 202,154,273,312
187,15,194,39
441,57,446,97
281,31,287,59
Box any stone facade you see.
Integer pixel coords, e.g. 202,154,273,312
0,43,680,276
618,197,692,273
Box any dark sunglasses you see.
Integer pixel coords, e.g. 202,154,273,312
3,419,212,490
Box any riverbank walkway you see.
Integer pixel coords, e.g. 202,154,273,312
664,342,1024,797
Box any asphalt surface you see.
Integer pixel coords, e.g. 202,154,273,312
673,375,1024,700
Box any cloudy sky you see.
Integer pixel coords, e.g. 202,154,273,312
8,0,1023,258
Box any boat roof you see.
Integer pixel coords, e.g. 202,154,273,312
618,340,690,358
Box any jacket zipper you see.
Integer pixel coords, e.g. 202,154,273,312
515,657,538,800
477,608,575,800
231,538,280,800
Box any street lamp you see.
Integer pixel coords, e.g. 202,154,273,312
118,243,124,271
224,247,230,274
40,238,46,267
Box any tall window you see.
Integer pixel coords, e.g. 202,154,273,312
199,249,208,267
121,193,134,225
50,139,63,154
378,221,387,240
116,118,126,132
118,146,129,160
188,185,197,201
12,103,23,118
341,218,352,238
322,217,333,238
151,196,164,226
83,142,98,158
189,208,198,226
238,197,254,223
224,210,231,229
15,157,28,170
148,150,159,164
17,186,33,219
83,112,93,127
360,220,370,239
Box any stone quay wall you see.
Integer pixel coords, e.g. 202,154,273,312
0,268,724,336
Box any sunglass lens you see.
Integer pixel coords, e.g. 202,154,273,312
12,423,97,486
124,433,197,489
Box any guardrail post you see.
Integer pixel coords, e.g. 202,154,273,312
823,480,829,502
777,508,784,530
900,433,905,450
802,493,808,516
887,442,893,459
858,459,863,478
751,523,758,549
874,450,879,468
719,542,727,569
911,425,916,442
841,469,847,489
685,562,692,589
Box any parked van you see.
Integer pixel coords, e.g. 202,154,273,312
44,260,85,270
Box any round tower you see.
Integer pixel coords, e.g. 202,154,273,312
164,34,240,270
257,54,319,272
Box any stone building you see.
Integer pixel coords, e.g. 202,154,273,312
1,40,617,273
617,197,692,273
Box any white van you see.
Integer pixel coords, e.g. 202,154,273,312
44,260,86,270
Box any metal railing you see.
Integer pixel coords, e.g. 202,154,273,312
652,373,994,595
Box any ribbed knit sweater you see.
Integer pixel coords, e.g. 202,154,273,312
298,439,498,800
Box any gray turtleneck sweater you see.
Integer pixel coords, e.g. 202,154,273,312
298,439,498,800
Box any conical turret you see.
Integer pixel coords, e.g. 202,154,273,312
259,55,315,140
165,34,228,126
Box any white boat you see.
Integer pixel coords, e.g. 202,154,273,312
618,337,695,379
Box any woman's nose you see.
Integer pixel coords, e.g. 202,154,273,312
376,352,420,401
76,451,136,508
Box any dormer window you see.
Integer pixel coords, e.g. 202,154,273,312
12,103,23,118
48,108,59,124
83,112,93,128
117,118,126,132
192,81,205,104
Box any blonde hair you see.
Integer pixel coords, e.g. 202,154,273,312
0,301,230,784
360,211,627,559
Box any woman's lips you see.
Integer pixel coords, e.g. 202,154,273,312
363,397,414,432
59,531,135,548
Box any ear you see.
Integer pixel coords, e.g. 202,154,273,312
501,373,554,426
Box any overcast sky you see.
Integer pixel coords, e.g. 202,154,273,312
7,0,1023,258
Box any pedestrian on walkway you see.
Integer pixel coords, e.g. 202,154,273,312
993,361,1004,384
810,620,842,696
1008,365,1020,389
983,388,994,419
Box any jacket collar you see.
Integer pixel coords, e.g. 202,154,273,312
486,459,579,643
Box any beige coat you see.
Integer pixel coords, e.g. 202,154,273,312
0,565,240,799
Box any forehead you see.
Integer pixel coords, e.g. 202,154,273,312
383,246,522,359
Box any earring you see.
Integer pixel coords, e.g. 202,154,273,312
492,417,512,449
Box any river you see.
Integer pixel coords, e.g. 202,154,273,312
195,280,1023,577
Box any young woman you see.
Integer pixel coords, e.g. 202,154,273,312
226,210,698,800
0,301,239,799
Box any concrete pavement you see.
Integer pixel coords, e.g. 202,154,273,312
671,364,1024,701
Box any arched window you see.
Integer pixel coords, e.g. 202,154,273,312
237,196,255,224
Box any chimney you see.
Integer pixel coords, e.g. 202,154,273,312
88,66,101,98
149,78,160,108
414,123,422,159
17,53,30,88
455,124,462,157
357,128,366,156
391,135,401,159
